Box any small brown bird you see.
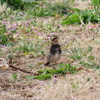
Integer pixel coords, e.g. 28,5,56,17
45,35,62,66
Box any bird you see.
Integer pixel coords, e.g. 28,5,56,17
45,35,62,66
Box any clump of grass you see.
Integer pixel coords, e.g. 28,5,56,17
26,0,74,17
68,45,100,70
71,82,79,89
1,0,39,10
39,63,77,75
62,1,100,25
13,40,44,55
0,34,8,45
70,46,93,60
79,61,100,69
25,63,78,80
46,0,74,15
69,47,83,61
26,74,52,80
71,54,82,60
12,73,18,81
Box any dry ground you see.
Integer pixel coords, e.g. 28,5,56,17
0,0,100,100
0,23,100,100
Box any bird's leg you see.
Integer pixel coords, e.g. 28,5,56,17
52,64,56,69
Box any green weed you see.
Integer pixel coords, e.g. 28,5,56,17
12,73,18,81
71,54,82,60
25,0,74,17
0,34,8,45
88,56,94,60
86,78,91,82
26,74,52,80
38,63,77,75
28,65,35,68
46,0,74,15
62,6,100,25
87,46,93,52
70,82,79,89
91,0,100,9
1,0,38,10
25,63,77,80
69,47,83,60
79,61,100,69
13,40,43,53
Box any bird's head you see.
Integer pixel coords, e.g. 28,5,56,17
51,35,59,45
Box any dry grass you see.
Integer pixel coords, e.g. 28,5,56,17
74,0,91,10
0,23,100,100
38,70,100,100
0,0,100,100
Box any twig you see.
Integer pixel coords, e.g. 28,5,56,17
8,56,32,74
8,56,40,75
0,83,33,88
9,65,32,74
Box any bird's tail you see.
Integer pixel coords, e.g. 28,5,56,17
44,62,50,66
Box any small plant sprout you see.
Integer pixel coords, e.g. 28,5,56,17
86,78,91,82
12,74,18,81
